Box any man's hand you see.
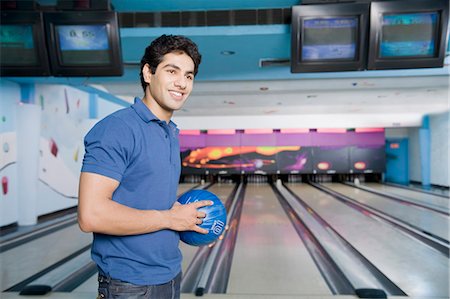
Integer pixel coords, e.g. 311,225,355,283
166,200,213,234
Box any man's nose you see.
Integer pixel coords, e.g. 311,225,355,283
174,76,187,89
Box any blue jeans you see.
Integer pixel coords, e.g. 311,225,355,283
97,272,181,299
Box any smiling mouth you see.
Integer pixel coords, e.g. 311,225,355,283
169,90,184,99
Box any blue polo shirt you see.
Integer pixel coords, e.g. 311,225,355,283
81,97,181,285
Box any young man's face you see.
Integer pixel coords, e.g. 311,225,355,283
143,51,195,121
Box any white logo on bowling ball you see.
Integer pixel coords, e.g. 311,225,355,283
211,220,225,235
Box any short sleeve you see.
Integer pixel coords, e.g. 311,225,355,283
81,115,133,182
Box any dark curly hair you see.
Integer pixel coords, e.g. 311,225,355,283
139,34,202,93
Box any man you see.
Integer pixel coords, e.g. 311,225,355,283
78,34,211,299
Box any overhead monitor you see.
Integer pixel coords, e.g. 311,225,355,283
368,0,449,70
44,11,123,76
0,11,51,76
291,3,369,73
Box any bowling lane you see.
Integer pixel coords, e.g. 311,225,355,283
180,183,236,274
287,183,449,298
177,183,198,196
227,184,330,296
1,224,92,291
363,182,449,212
325,183,450,242
408,183,449,197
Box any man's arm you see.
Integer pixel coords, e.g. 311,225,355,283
77,172,210,235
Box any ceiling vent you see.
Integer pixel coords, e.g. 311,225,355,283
259,58,290,68
119,8,292,28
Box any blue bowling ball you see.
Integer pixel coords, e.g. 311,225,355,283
177,190,227,246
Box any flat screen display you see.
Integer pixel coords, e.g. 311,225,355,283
56,24,111,65
0,24,38,66
380,12,438,58
302,17,357,61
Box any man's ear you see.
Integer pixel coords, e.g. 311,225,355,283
143,64,152,84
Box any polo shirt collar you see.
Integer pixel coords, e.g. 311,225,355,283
131,97,178,129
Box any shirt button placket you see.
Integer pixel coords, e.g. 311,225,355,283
160,123,171,162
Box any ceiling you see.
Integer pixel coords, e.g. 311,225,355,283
6,0,450,129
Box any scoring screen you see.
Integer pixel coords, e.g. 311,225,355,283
302,17,358,61
0,25,38,66
380,12,438,58
56,24,111,65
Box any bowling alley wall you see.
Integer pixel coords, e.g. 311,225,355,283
178,128,385,175
0,80,449,227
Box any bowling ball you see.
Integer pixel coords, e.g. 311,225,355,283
177,190,227,246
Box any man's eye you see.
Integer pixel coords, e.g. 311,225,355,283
168,70,175,74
